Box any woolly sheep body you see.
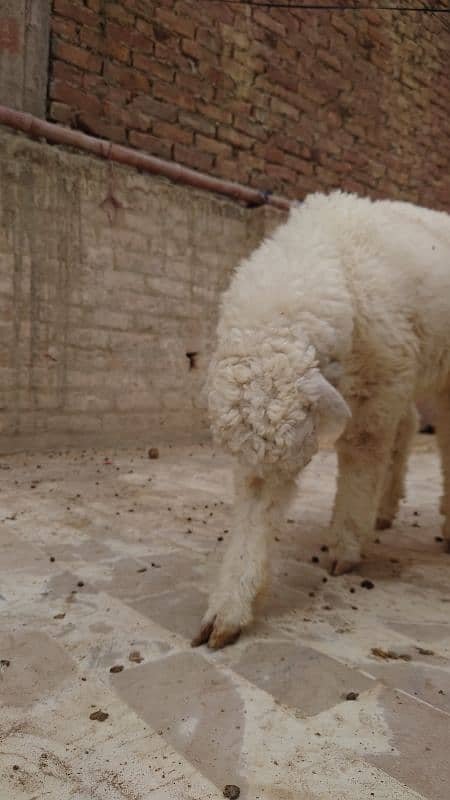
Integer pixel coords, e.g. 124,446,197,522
192,192,450,650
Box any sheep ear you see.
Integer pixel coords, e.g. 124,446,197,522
297,371,351,446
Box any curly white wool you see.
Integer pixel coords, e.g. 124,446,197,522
193,191,450,650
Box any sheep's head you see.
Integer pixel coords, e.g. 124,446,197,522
207,337,350,472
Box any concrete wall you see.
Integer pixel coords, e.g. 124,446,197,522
0,0,50,117
0,128,280,452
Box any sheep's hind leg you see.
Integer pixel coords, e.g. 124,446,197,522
328,391,406,575
192,466,296,649
376,405,418,530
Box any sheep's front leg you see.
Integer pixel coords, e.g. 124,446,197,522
192,465,296,649
329,393,406,575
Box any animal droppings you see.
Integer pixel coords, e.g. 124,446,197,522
129,650,144,664
89,710,109,722
223,786,240,799
371,648,412,661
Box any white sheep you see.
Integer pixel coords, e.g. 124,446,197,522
192,191,450,650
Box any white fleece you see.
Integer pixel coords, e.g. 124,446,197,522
195,191,450,649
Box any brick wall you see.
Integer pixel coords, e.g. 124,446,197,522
0,128,277,452
48,1,450,209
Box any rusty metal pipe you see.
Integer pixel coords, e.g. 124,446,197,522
0,104,292,212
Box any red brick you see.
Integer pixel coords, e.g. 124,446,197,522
49,101,74,125
156,8,195,39
252,89,271,111
51,16,78,41
106,39,130,64
128,130,173,160
77,114,126,143
105,2,135,26
175,71,214,101
270,5,299,33
315,166,342,187
135,18,153,37
228,99,252,116
217,126,253,150
270,96,299,121
181,38,212,63
104,61,149,91
273,134,311,161
154,41,189,71
253,9,286,37
317,48,341,72
122,0,162,15
297,84,327,108
222,59,253,87
105,22,153,53
52,59,82,86
79,26,104,52
175,0,213,25
53,0,100,28
237,151,265,173
256,75,299,107
82,72,108,94
276,39,297,62
284,118,315,148
304,22,330,49
198,65,234,92
152,80,197,112
266,65,298,93
265,163,297,184
330,13,357,39
173,144,214,173
295,176,318,198
233,48,265,74
131,96,176,124
152,23,176,46
110,104,148,132
345,120,366,139
220,159,251,184
283,153,314,176
219,24,248,50
208,3,235,25
196,102,232,126
132,54,174,82
254,143,285,165
49,80,103,116
196,26,222,55
153,120,193,146
252,105,269,125
179,112,216,137
53,39,103,73
130,30,155,53
364,10,382,25
195,134,232,157
233,115,267,142
253,37,283,64
349,169,379,189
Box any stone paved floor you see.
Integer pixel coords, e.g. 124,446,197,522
0,437,449,800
